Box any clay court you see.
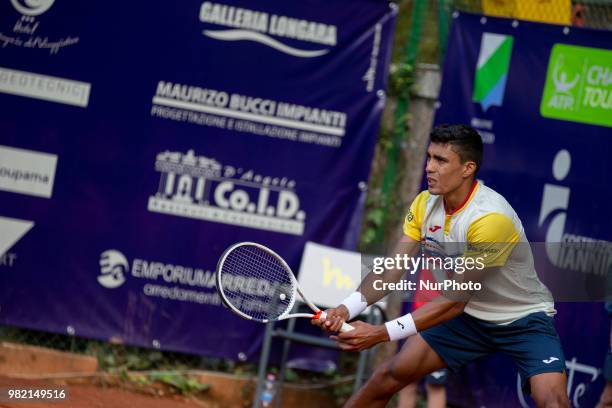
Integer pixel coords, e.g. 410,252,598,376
0,375,210,408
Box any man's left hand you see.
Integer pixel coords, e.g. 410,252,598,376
330,321,390,352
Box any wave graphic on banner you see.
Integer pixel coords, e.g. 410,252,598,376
473,33,514,111
203,29,329,58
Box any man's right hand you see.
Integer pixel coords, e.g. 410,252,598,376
311,304,350,333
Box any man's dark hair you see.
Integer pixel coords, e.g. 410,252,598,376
430,124,483,172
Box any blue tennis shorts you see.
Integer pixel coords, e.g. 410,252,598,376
421,311,566,394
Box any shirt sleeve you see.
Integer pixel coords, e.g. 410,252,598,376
403,191,429,241
465,212,520,268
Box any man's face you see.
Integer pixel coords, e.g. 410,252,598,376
425,142,471,195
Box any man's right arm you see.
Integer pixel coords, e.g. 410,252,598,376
316,237,421,332
358,238,421,304
316,191,430,333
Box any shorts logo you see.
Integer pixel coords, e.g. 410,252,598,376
430,370,445,379
98,250,128,289
542,357,560,364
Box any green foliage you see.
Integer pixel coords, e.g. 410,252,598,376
388,63,415,99
129,374,152,387
96,343,175,372
332,382,354,407
367,208,386,227
241,381,255,408
148,371,210,395
284,368,299,382
360,65,414,250
360,194,384,249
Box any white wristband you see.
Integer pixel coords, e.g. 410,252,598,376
385,313,417,341
340,292,368,320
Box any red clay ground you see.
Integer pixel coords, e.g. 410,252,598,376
0,375,217,408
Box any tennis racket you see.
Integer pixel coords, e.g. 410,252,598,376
216,242,354,332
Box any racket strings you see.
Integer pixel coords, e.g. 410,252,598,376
220,245,295,322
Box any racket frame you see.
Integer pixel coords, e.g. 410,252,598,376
216,241,321,323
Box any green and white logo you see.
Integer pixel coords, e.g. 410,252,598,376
541,44,611,128
473,33,514,111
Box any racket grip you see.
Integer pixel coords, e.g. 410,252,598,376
340,321,355,332
313,311,355,332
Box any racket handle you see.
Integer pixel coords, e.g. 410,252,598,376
340,321,355,332
313,311,355,332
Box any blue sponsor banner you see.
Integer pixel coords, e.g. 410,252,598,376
0,0,396,360
435,12,611,407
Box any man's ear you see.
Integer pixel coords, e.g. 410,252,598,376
462,161,477,179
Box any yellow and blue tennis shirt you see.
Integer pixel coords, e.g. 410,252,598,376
404,182,555,324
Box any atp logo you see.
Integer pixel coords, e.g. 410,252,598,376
547,54,580,111
552,55,579,94
10,0,54,16
473,33,514,111
98,250,128,289
541,44,612,128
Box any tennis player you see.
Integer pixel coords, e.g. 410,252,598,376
313,124,570,408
